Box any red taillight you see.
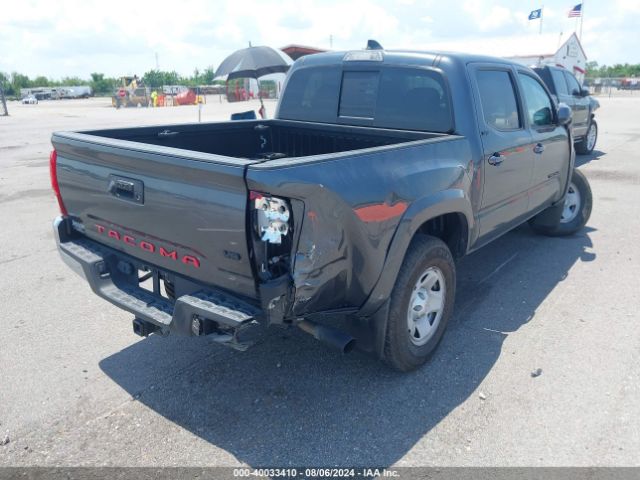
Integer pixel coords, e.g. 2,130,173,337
249,190,264,201
49,149,68,216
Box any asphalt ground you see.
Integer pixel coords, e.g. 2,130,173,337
0,96,638,467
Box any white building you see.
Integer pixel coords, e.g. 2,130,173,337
505,33,587,82
423,32,588,82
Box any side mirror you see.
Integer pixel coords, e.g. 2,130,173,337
556,103,572,126
580,87,590,97
533,107,552,126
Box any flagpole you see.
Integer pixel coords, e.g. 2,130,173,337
579,0,585,40
540,6,544,34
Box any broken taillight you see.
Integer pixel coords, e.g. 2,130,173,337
49,149,68,216
250,191,290,244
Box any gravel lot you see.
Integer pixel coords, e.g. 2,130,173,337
0,96,639,467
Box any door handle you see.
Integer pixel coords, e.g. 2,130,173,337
533,143,545,154
488,153,503,166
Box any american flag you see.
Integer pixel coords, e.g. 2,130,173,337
568,3,582,17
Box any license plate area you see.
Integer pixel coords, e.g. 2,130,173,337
137,266,174,300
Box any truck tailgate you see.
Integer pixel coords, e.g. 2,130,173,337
52,133,259,300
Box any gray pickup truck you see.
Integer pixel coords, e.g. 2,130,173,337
534,65,600,155
51,48,592,371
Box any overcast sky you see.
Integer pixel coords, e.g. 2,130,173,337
2,0,639,79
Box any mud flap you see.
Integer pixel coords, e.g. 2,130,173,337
347,299,390,358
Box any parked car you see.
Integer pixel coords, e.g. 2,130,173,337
50,48,591,371
21,95,38,105
534,65,599,154
619,78,640,90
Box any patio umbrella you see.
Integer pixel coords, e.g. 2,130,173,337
214,46,292,117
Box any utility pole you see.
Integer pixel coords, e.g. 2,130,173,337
0,84,8,116
155,52,159,70
329,34,333,49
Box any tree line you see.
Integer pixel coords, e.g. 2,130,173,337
0,68,224,97
585,62,640,78
2,62,638,98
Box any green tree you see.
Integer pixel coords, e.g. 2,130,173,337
60,76,85,86
201,67,216,85
588,63,640,78
0,72,9,89
585,61,599,78
0,72,12,97
163,70,180,85
10,72,31,96
142,69,164,88
142,69,180,88
32,76,50,87
89,73,115,95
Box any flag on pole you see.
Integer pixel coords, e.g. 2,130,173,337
528,9,542,20
568,4,582,17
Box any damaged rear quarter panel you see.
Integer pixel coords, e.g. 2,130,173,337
246,136,473,317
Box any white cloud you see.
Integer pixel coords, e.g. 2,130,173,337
0,0,638,78
463,1,515,31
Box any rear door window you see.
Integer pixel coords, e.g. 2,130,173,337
376,68,451,132
475,70,521,130
563,71,581,95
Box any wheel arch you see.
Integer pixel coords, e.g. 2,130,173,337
354,190,473,358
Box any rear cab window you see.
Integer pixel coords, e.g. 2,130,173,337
278,65,453,133
339,71,379,118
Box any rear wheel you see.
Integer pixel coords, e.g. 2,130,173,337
384,235,456,372
576,119,597,154
529,168,592,236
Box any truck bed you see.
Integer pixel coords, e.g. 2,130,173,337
78,119,443,161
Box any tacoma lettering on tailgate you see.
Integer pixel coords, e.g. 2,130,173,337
94,224,201,268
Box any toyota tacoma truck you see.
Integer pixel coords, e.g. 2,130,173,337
51,48,592,371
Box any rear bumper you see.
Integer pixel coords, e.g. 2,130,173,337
53,216,265,342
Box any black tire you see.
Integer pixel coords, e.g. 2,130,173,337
576,119,597,155
529,168,592,236
384,235,456,372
